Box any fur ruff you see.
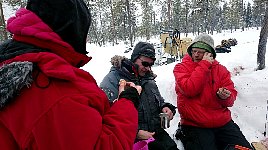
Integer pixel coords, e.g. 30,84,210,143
0,61,33,109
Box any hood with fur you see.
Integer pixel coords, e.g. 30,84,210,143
110,55,156,79
0,62,33,109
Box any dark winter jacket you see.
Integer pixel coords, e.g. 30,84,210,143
173,54,237,128
100,55,176,132
0,7,138,150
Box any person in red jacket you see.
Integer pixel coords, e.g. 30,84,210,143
173,33,252,150
0,0,141,150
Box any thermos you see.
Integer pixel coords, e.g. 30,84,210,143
159,113,170,129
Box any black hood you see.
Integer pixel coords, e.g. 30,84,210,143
26,0,91,55
110,55,156,82
0,40,48,62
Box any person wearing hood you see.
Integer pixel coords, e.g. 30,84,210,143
100,42,178,150
0,0,142,149
173,33,252,150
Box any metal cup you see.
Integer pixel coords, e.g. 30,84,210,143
159,113,170,129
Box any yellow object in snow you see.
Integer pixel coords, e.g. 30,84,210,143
160,29,192,59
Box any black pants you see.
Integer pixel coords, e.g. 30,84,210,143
179,120,252,150
148,128,179,150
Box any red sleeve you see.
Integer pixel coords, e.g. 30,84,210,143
173,60,212,97
95,98,138,150
217,67,237,107
0,122,19,150
32,96,137,150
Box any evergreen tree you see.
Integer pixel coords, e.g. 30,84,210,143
139,0,154,40
172,0,183,31
252,0,265,29
229,0,242,32
245,2,253,28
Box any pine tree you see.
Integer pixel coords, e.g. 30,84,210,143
245,2,253,28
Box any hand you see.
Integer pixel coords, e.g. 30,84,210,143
217,87,231,100
162,107,174,120
137,130,155,140
118,79,142,95
202,52,214,64
117,79,141,108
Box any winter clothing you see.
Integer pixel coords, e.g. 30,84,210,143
100,56,139,102
179,120,252,150
26,0,91,55
100,55,178,150
174,54,236,128
187,33,216,58
191,41,214,54
0,1,139,150
148,128,178,150
119,86,140,109
173,34,251,149
131,42,156,62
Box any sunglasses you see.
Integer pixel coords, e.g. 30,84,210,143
139,58,154,67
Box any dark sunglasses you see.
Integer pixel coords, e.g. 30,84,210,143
139,59,154,67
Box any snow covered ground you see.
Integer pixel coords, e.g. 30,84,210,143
83,28,268,149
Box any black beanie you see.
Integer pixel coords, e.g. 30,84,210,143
131,42,156,62
26,0,91,55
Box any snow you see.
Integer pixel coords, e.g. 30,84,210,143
83,28,267,149
2,3,18,22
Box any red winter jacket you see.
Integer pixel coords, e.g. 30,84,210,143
0,8,138,150
173,55,237,128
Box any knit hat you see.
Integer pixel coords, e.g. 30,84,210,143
131,42,156,62
26,0,91,55
187,33,216,58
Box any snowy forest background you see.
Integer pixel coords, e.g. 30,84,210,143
0,0,265,47
0,0,268,148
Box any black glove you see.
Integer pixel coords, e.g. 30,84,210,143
118,86,139,109
161,103,177,116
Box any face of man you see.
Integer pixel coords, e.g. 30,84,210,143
191,48,207,62
134,56,154,77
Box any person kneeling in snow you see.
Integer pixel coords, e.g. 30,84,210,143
173,33,252,150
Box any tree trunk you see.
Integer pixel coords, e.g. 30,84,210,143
125,0,133,47
145,0,150,41
167,0,171,28
109,0,117,46
256,1,268,70
0,1,7,43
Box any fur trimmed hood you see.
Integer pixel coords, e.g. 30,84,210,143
110,55,157,79
110,55,127,68
0,61,33,109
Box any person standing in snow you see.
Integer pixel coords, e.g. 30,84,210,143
173,33,252,150
0,0,142,149
100,42,178,150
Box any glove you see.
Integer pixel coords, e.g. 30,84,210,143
118,86,140,109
